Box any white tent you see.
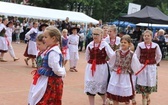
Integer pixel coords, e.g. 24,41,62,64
136,23,168,28
0,1,99,24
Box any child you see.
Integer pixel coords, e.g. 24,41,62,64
105,25,120,51
61,29,69,66
135,30,162,105
68,25,80,72
107,35,141,105
24,22,38,68
28,34,47,105
29,26,66,105
102,24,109,39
6,21,19,61
0,18,8,62
84,27,114,105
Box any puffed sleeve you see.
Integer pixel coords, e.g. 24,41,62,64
25,28,34,39
108,52,116,71
134,44,141,59
104,41,114,59
85,44,90,62
155,44,162,64
131,53,141,74
48,51,66,77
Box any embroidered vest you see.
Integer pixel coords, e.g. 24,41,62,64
109,44,120,51
30,32,37,41
36,55,43,69
139,47,156,64
88,47,107,64
113,50,133,74
37,50,63,77
62,37,68,47
0,28,6,37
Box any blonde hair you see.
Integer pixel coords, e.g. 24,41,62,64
93,27,104,36
143,30,153,36
158,29,165,35
62,29,68,33
108,25,118,33
45,26,62,48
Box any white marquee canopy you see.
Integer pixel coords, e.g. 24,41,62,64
0,1,99,24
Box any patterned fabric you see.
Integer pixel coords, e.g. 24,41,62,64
136,72,158,95
113,50,133,74
139,47,157,64
36,55,43,69
107,93,133,102
88,47,107,64
109,44,120,51
37,50,63,105
85,81,107,95
37,77,63,105
37,50,62,77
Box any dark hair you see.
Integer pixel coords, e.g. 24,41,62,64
2,18,7,23
6,21,13,27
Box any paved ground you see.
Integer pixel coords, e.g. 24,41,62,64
0,42,168,105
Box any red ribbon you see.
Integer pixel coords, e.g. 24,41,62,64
31,70,40,85
90,41,101,76
91,59,96,76
116,66,121,74
135,60,149,75
62,47,67,57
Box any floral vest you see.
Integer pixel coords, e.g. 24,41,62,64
113,50,133,74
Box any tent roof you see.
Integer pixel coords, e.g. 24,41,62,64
108,20,136,27
0,1,99,24
119,6,168,24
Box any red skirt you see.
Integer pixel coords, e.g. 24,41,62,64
23,44,36,58
37,76,63,105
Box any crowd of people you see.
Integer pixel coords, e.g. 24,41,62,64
0,16,166,105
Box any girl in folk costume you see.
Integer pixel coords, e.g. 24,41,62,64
84,27,114,105
134,30,162,105
107,35,141,105
37,23,48,35
6,21,19,61
102,24,109,40
24,22,39,68
105,25,120,51
28,34,47,105
68,25,80,72
29,26,66,105
61,29,70,66
0,18,8,62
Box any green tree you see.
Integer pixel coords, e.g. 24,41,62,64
157,2,168,15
